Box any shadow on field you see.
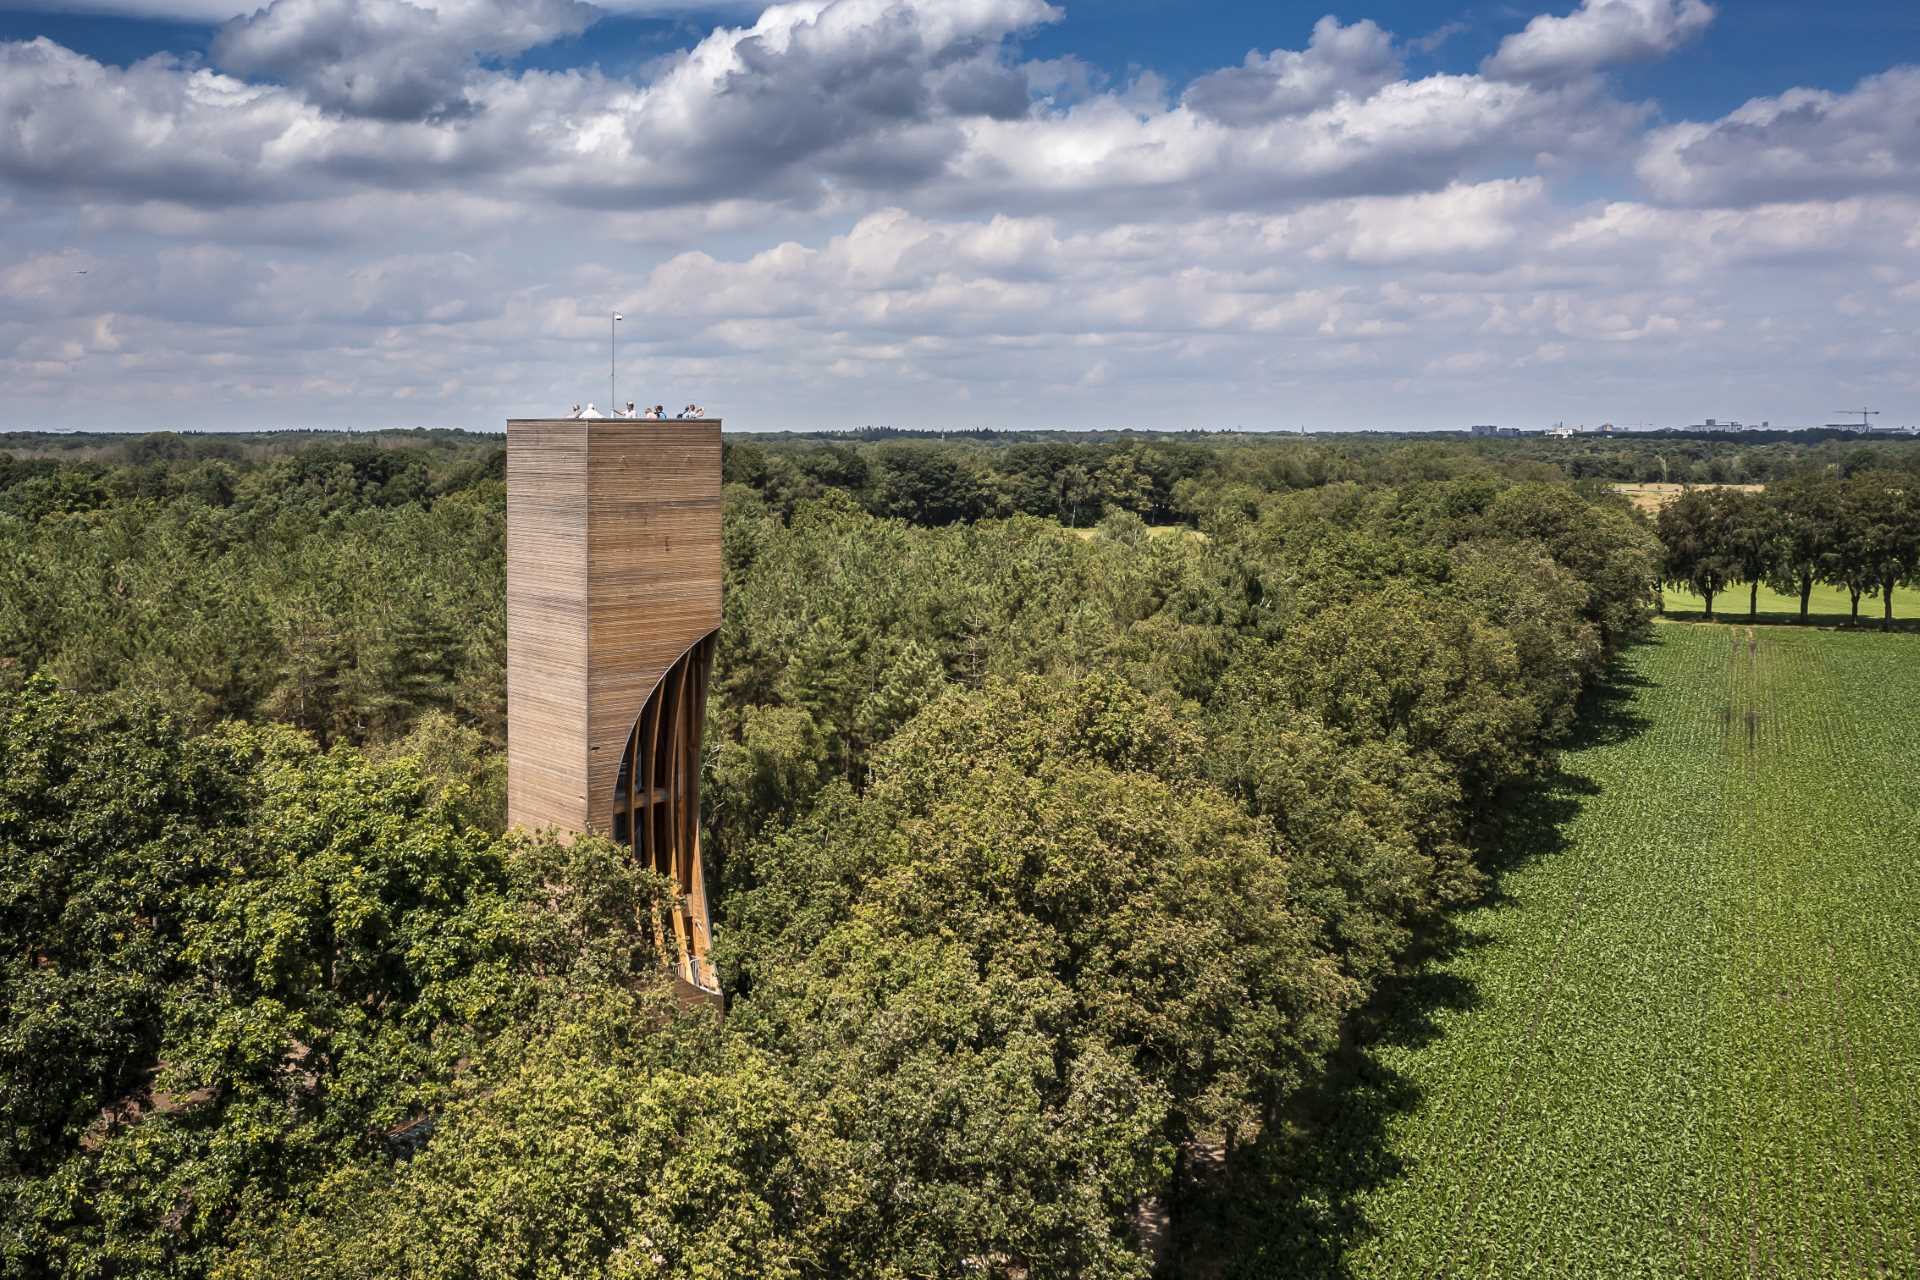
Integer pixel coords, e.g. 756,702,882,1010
1658,609,1917,633
1160,662,1652,1279
1557,664,1653,750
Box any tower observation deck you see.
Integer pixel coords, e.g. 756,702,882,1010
506,416,723,998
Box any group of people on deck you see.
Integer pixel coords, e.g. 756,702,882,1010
568,402,708,420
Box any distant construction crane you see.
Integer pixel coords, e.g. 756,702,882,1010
1834,408,1880,428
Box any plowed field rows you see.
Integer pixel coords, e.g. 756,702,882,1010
1339,625,1920,1278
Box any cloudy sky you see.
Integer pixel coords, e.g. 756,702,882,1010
2,0,1917,431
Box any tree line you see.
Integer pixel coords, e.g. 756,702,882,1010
722,430,1920,525
1656,470,1920,626
0,426,1889,1276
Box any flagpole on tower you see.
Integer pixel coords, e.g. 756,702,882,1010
611,311,623,412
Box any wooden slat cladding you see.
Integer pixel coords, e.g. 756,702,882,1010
505,422,589,833
505,419,722,838
583,420,723,836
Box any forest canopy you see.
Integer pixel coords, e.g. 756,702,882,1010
1,427,1912,1276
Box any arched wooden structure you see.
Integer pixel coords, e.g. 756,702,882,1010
610,631,719,997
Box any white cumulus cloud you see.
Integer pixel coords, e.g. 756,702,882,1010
213,0,602,120
1183,17,1402,125
1638,66,1920,206
1485,0,1713,83
2,0,1917,430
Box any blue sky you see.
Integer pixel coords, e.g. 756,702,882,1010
2,0,1918,430
1024,0,1920,117
11,1,1915,116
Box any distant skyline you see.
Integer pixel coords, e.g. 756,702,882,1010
3,0,1918,432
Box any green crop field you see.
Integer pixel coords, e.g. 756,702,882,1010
1303,624,1920,1278
1660,581,1917,625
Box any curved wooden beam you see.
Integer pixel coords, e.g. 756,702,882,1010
613,629,721,1001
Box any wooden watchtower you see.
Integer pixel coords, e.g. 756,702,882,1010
506,416,723,997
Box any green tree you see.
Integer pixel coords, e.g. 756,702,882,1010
870,444,1001,526
1853,470,1920,630
1657,488,1736,618
1718,488,1784,619
1270,583,1548,812
216,992,829,1280
0,677,679,1276
1479,483,1658,652
1206,654,1469,991
1765,474,1842,621
369,709,507,834
722,676,1354,1274
1824,476,1881,621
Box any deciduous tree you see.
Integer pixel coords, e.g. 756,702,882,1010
1657,488,1736,618
1765,473,1842,621
1853,470,1920,630
1718,488,1784,619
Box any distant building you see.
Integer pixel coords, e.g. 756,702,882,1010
1689,418,1761,431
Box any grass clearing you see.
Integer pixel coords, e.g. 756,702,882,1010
1660,581,1918,626
1065,524,1208,542
1613,483,1765,516
1242,625,1920,1277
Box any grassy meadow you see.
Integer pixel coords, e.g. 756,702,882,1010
1659,581,1918,625
1612,483,1765,517
1309,624,1920,1278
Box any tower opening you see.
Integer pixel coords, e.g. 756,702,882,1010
611,632,718,994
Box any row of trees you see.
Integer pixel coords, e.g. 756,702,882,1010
1476,432,1917,487
1,426,1671,1276
1657,471,1920,625
723,432,1920,531
723,437,1250,528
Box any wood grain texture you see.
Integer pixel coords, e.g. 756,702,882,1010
505,422,589,833
583,420,723,836
506,419,722,837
